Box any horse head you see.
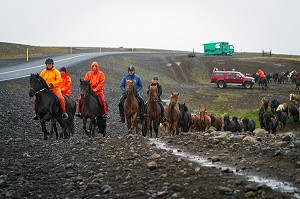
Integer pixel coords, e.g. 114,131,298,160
80,80,91,98
149,85,158,101
199,109,206,122
125,80,136,95
169,92,179,107
29,73,48,97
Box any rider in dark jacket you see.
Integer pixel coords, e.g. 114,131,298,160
147,76,166,122
119,66,145,123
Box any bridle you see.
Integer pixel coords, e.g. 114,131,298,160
30,87,47,95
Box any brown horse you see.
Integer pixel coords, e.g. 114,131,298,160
164,92,180,136
146,85,161,137
207,112,222,131
190,113,200,132
199,109,211,132
123,80,140,134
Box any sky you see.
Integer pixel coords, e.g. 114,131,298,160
1,0,300,55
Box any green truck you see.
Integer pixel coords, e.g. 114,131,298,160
203,42,234,56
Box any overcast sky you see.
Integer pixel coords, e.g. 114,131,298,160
1,0,300,55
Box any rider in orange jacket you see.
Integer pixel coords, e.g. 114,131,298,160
59,67,72,97
76,61,108,118
258,69,265,78
37,58,68,119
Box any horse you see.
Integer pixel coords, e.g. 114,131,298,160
270,99,282,114
258,77,268,89
241,117,256,132
164,92,180,136
259,97,269,112
146,85,161,137
262,113,278,134
290,93,300,104
123,80,140,135
178,103,193,132
29,73,76,140
289,100,299,122
223,115,230,131
207,112,222,131
229,116,243,132
199,109,211,132
190,113,200,132
79,80,106,137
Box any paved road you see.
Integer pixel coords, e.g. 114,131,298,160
0,51,174,82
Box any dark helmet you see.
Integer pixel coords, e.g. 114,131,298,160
45,58,54,65
152,76,159,80
128,65,135,72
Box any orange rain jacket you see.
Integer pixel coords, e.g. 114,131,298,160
84,61,105,95
258,69,265,78
40,66,62,88
60,71,72,97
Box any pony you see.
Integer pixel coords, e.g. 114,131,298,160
123,80,140,135
290,93,300,104
258,109,265,129
223,115,230,131
29,73,76,140
241,117,256,132
259,97,269,112
270,99,281,114
262,113,278,134
207,112,222,131
190,113,200,132
79,80,106,137
199,109,211,132
289,100,299,122
229,116,243,132
146,85,161,137
258,77,268,89
276,103,289,119
178,103,193,132
164,92,180,136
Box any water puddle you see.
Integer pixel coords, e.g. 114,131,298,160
150,138,300,198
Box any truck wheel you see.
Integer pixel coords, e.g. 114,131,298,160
244,82,251,89
218,81,226,88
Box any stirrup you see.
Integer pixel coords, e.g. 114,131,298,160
32,115,39,120
102,113,109,118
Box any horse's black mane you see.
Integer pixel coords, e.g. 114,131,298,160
37,74,49,90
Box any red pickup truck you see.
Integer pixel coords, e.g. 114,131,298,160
211,71,255,89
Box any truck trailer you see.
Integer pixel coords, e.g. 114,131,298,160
203,42,234,56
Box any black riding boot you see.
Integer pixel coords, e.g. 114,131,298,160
136,96,145,119
159,101,166,122
119,94,126,123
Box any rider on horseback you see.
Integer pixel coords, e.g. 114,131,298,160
76,61,109,118
147,76,166,122
119,66,145,123
33,58,68,119
257,69,268,88
59,67,72,98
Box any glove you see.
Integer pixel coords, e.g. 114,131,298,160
48,83,53,87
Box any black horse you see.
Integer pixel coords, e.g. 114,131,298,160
258,77,268,89
29,73,76,140
178,103,193,132
79,80,106,137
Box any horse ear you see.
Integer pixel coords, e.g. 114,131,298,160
80,79,82,83
177,93,180,96
171,92,173,95
36,73,39,77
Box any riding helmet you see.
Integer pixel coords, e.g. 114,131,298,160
128,65,135,72
45,58,54,65
152,76,159,80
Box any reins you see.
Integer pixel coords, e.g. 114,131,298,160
30,87,47,95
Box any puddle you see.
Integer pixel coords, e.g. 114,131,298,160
150,138,300,198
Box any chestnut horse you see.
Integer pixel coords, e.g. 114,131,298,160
164,92,180,136
146,85,161,137
123,80,140,134
199,109,211,132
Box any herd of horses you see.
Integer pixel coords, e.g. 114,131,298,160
29,73,300,140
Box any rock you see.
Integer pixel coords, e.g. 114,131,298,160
147,161,158,170
253,128,268,137
211,156,220,162
243,136,258,143
282,135,293,142
218,186,232,195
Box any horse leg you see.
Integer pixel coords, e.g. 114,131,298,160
41,121,48,140
83,117,89,136
165,122,171,136
154,119,159,138
91,117,97,137
174,121,179,135
147,118,151,137
126,117,132,134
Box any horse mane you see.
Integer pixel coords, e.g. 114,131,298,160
37,74,50,91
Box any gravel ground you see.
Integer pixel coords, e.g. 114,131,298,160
0,53,300,199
